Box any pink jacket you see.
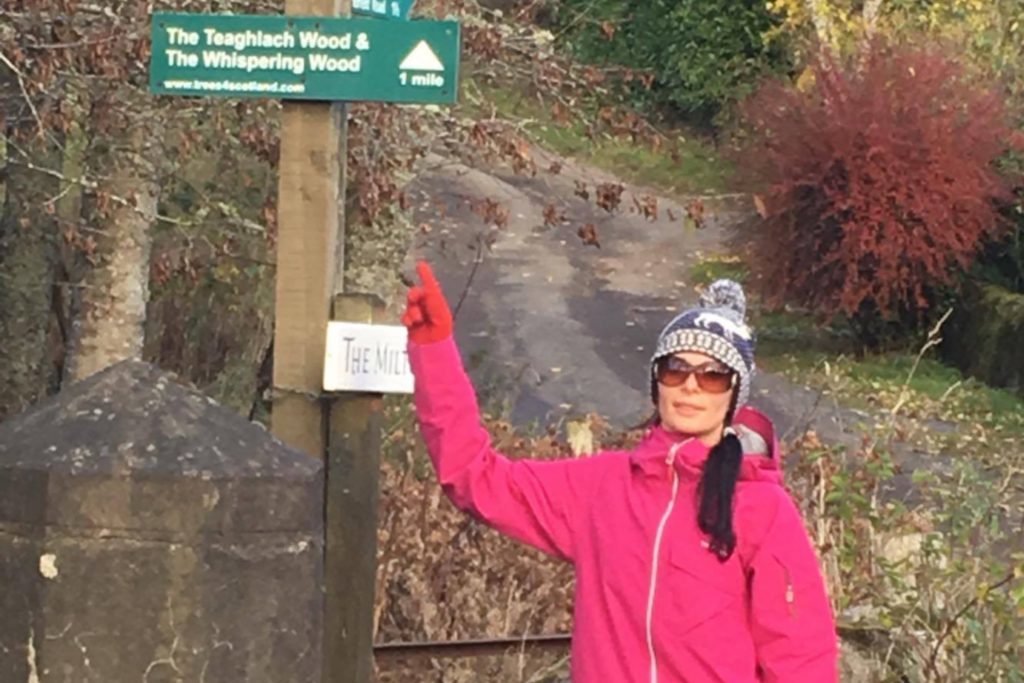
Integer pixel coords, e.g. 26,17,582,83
410,337,839,683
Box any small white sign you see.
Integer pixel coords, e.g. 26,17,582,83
323,322,414,394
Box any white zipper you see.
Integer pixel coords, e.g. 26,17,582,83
646,440,688,683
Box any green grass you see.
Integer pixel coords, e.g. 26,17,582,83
461,76,731,196
762,328,1024,444
833,354,1021,414
688,255,749,286
753,310,856,368
581,137,729,195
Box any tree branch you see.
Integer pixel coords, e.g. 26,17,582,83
452,235,485,321
924,570,1019,681
3,155,265,234
0,49,44,135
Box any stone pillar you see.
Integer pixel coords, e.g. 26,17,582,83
0,360,324,682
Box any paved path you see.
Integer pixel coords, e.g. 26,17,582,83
406,147,746,427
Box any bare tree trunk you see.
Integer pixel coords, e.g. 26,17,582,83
63,93,162,383
0,130,62,419
805,0,835,47
862,0,884,40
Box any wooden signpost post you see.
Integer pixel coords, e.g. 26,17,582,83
150,3,458,680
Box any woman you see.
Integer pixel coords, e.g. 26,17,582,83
401,261,839,683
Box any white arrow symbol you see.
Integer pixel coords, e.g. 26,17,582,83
400,40,444,71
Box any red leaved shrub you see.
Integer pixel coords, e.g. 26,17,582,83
734,39,1021,339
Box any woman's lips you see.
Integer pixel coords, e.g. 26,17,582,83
673,403,703,415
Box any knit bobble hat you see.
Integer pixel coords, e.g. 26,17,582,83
650,279,756,407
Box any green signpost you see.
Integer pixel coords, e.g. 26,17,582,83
150,7,459,681
150,12,459,103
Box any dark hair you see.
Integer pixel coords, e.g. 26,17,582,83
697,391,742,561
642,387,748,560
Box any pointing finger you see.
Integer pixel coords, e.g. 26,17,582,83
416,261,441,293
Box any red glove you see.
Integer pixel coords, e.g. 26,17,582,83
401,261,453,344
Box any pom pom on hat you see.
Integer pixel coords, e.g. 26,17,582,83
699,279,746,323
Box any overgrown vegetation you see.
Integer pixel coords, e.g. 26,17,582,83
546,0,791,124
733,39,1020,347
374,404,577,682
941,282,1024,400
462,78,730,196
782,321,1024,679
791,429,1024,680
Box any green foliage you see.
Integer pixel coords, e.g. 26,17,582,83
464,77,730,194
786,333,1024,679
143,101,278,416
688,254,748,286
549,0,791,123
976,189,1024,294
942,282,1024,400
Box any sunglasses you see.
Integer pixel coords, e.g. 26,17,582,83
655,356,736,394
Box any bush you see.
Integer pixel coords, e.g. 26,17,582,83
975,190,1024,293
549,0,790,123
733,38,1021,346
942,281,1024,397
375,403,580,682
789,432,1024,681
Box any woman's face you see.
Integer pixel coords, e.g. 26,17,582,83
656,351,735,446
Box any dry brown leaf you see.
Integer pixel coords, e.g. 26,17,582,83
596,182,625,212
753,194,768,218
573,180,589,201
577,223,601,248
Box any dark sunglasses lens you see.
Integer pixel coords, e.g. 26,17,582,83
656,358,734,393
656,359,686,386
658,369,686,387
696,371,734,393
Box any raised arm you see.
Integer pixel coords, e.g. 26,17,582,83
402,261,602,562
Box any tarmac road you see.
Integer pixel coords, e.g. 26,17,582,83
405,147,747,429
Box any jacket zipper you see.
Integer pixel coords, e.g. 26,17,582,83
645,440,688,683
